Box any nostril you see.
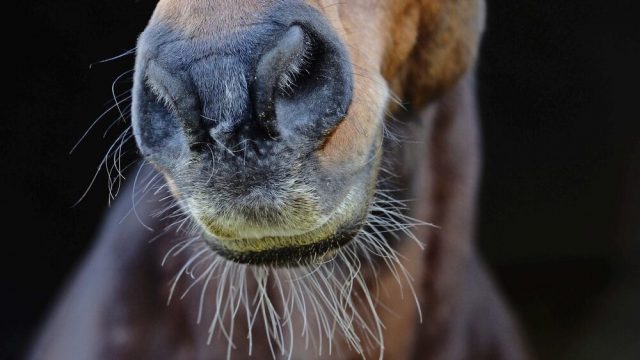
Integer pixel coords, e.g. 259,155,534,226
277,30,313,96
142,61,210,151
253,23,353,145
254,25,308,136
256,25,307,100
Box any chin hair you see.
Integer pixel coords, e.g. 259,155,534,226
159,187,429,359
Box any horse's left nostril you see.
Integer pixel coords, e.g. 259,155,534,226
253,23,353,145
254,25,307,136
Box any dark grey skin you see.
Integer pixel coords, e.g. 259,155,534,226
132,3,373,265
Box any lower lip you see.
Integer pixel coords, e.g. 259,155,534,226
205,226,359,267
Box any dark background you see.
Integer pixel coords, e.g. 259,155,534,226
2,1,639,359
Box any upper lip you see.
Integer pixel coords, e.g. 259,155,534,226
198,184,359,253
199,188,364,265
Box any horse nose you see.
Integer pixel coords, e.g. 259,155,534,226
253,24,353,145
133,6,353,162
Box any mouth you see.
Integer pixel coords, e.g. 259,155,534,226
199,184,370,267
204,225,361,267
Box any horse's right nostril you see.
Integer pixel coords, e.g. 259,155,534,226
253,23,353,145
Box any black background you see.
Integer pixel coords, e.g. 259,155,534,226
3,1,639,359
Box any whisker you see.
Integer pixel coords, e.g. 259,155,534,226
89,47,136,69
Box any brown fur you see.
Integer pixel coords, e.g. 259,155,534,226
30,1,529,359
